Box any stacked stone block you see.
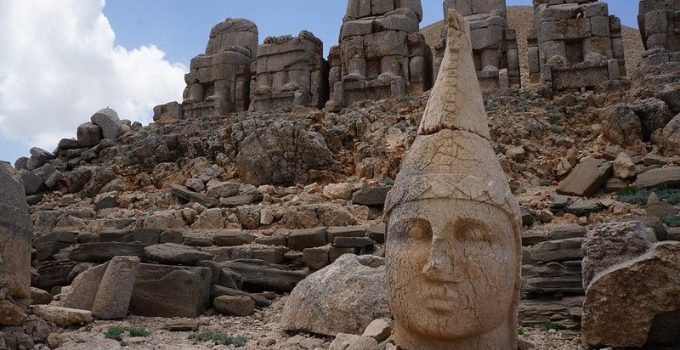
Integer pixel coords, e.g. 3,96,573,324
250,31,329,111
528,0,626,91
638,0,680,66
182,19,258,118
327,0,432,109
435,0,521,91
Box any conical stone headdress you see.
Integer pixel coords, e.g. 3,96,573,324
385,10,521,229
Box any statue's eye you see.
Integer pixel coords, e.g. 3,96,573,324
407,218,432,242
452,219,489,243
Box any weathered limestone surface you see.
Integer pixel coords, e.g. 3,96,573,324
0,164,33,307
327,0,431,109
436,0,521,91
582,242,680,348
582,221,657,288
250,31,328,111
91,256,140,320
129,264,212,318
638,0,680,66
281,254,389,336
182,19,258,118
384,11,522,350
528,0,626,90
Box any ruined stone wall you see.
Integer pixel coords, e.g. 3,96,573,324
327,0,432,109
528,0,626,91
250,31,329,111
435,0,520,91
182,19,258,118
638,0,680,66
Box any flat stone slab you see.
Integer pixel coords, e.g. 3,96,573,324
556,158,612,197
634,167,680,189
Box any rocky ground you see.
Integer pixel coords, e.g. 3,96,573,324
54,306,586,350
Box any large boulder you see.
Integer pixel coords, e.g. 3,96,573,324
76,122,103,147
91,256,140,320
582,221,657,288
281,254,390,336
129,264,212,318
26,147,55,170
90,108,123,140
556,157,612,197
232,119,338,186
0,164,33,302
582,242,680,348
62,263,108,311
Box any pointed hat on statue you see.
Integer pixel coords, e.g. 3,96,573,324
385,10,521,227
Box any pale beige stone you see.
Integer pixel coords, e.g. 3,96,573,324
33,305,93,327
384,10,521,350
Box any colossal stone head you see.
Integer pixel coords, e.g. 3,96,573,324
205,18,259,58
385,10,522,350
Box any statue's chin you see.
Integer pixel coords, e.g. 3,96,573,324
394,308,497,340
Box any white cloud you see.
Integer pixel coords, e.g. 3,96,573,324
0,0,186,152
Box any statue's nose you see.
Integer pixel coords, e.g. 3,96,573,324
422,241,456,282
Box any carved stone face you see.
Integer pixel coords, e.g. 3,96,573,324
386,198,519,339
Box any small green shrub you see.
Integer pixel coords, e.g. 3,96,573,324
541,322,565,332
545,104,563,125
516,99,530,112
617,186,680,205
104,327,150,341
664,215,680,227
188,331,247,347
517,327,525,336
485,99,499,112
380,176,395,187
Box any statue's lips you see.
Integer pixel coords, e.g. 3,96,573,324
421,283,467,312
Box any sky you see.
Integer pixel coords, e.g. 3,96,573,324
0,0,639,163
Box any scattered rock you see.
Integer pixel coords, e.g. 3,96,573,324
32,305,92,327
634,167,680,189
77,122,103,147
351,186,391,206
90,108,123,140
582,221,657,288
362,318,391,343
171,185,218,208
281,254,389,336
646,192,679,219
329,333,378,350
612,153,636,179
30,287,53,305
213,295,255,317
556,157,612,197
91,256,140,320
144,243,213,265
323,183,353,200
